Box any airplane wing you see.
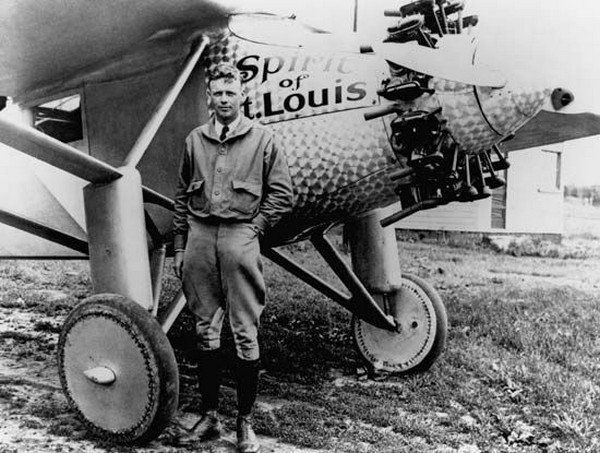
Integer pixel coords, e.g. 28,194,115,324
503,111,600,152
0,0,230,102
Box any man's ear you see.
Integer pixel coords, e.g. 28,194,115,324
206,88,212,108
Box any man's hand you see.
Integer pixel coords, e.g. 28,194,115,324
174,251,185,279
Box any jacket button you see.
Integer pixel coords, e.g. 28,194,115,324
214,191,220,196
216,168,222,173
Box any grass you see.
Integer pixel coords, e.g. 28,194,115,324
164,240,600,452
0,260,87,315
490,236,593,259
0,239,599,452
440,285,600,451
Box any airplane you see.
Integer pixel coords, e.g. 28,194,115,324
1,0,600,445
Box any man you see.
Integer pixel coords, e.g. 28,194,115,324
172,63,293,453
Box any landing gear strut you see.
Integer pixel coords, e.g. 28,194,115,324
54,38,210,444
266,209,448,373
346,209,448,373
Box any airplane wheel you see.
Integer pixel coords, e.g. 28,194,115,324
353,273,447,374
57,293,179,444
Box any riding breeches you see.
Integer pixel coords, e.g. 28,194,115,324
182,217,265,361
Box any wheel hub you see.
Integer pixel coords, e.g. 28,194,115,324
83,366,116,386
353,274,446,373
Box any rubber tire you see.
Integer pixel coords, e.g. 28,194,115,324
353,273,448,374
57,294,179,444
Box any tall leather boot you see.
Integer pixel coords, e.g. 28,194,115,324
235,357,260,453
190,348,223,440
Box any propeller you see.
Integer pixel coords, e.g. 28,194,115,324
370,42,506,88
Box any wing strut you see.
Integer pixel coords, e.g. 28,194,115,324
122,36,210,168
0,116,175,211
0,208,88,255
0,116,122,183
80,36,209,310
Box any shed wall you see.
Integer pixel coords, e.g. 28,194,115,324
394,145,564,234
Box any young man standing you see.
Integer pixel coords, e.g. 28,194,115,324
172,63,293,452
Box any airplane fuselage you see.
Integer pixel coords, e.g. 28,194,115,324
200,24,550,244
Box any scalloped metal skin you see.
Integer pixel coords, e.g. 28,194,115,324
202,30,551,243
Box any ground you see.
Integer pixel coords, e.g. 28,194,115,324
0,203,599,452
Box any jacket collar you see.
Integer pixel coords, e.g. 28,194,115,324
200,114,254,142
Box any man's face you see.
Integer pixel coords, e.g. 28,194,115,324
207,77,244,124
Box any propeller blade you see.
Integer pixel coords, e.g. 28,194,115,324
372,42,506,88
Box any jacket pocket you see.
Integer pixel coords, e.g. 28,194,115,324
186,179,207,211
230,180,261,215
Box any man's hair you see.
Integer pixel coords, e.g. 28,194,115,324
208,63,242,86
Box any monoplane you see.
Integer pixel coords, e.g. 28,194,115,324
0,0,599,443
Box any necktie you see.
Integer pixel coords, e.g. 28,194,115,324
220,125,229,142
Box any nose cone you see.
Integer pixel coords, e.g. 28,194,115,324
551,87,575,110
473,83,549,140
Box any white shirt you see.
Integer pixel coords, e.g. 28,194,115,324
214,114,241,138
